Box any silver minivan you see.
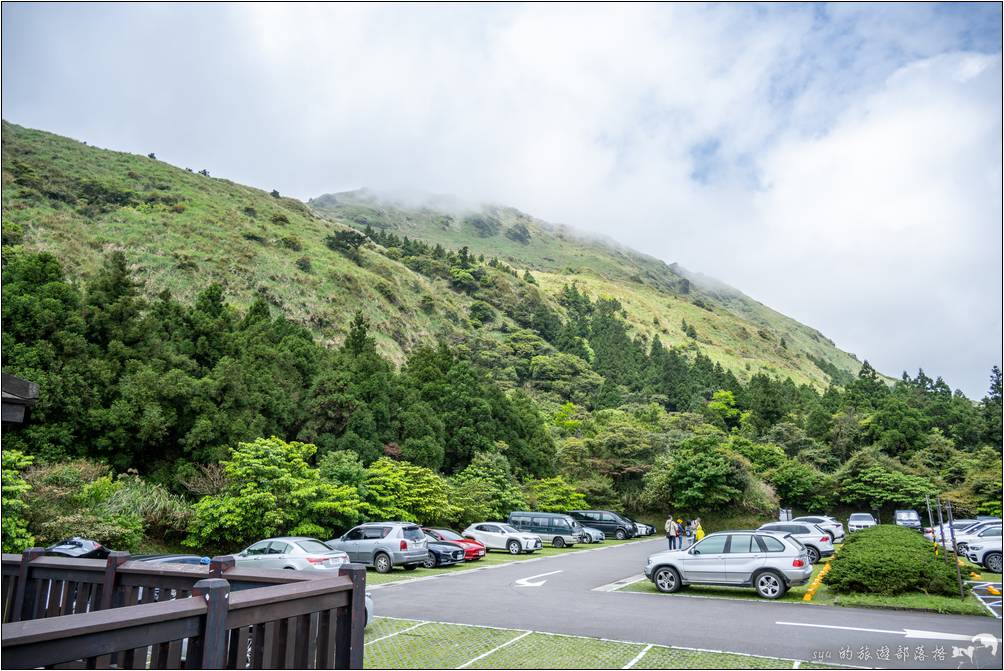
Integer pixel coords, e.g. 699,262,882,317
328,522,429,573
508,512,583,547
644,530,812,599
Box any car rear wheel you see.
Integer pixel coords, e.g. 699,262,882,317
423,554,438,569
615,529,626,540
653,567,682,593
553,537,566,548
985,552,1002,573
374,553,392,574
806,546,820,564
507,540,522,555
754,571,786,599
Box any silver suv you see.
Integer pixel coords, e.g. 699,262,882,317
758,522,834,564
328,522,429,573
644,530,812,599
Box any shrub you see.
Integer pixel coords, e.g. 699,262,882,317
102,474,192,542
363,457,455,525
185,437,365,552
449,451,527,526
525,476,587,512
296,256,312,273
824,525,957,596
271,212,290,226
279,235,301,251
2,450,34,553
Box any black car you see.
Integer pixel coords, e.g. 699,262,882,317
567,510,636,540
422,533,466,568
45,537,110,559
133,554,210,566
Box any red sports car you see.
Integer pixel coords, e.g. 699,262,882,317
423,527,486,561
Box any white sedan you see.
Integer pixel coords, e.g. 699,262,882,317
234,537,349,571
462,522,542,554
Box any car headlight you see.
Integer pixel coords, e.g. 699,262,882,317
969,544,982,551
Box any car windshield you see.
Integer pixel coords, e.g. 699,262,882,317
501,525,519,533
434,529,464,541
849,514,872,521
296,540,332,553
402,526,425,541
896,512,917,519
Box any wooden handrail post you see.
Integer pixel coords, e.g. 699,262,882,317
193,578,230,669
209,555,235,577
99,551,130,610
336,563,366,669
11,547,44,622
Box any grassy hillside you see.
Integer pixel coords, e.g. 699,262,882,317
1,122,519,361
2,121,861,387
310,190,863,387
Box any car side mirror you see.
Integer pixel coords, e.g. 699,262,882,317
239,551,247,557
690,548,699,555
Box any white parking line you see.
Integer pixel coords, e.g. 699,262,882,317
593,574,646,592
364,621,428,646
455,630,532,668
622,643,652,669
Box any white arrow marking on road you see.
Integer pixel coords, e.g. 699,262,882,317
514,570,563,587
776,621,1001,643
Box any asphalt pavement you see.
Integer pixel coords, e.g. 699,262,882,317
371,537,1003,669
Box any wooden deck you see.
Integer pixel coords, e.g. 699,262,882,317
1,550,366,669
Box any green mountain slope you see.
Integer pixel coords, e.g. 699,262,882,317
310,190,863,387
2,121,861,388
1,122,522,361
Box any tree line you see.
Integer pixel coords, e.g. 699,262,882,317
2,247,1001,554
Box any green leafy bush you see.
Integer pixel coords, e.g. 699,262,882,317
22,461,146,551
824,525,957,596
2,450,35,553
449,451,527,526
524,476,587,512
363,457,455,526
185,437,365,552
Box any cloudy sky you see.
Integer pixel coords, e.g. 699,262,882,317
3,3,1001,397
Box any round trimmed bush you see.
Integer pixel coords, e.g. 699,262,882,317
824,525,957,596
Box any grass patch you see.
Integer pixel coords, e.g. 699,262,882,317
366,536,652,585
466,632,643,669
634,645,797,669
365,617,423,641
365,620,520,669
364,618,835,669
833,591,988,616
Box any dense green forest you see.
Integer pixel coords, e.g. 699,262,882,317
1,121,1000,555
2,246,1000,554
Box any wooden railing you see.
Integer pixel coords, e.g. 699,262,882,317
0,550,366,669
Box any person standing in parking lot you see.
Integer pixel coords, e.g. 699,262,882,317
665,515,679,549
694,518,705,542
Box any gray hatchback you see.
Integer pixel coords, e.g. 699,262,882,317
328,522,429,573
644,530,812,599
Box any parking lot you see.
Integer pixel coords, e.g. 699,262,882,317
363,616,847,669
369,537,1004,669
967,581,1003,619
